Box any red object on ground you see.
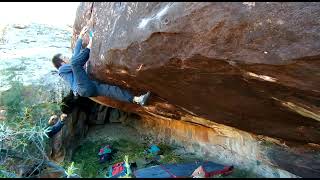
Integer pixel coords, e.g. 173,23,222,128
112,162,125,176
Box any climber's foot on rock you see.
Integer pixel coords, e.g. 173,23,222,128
134,91,151,106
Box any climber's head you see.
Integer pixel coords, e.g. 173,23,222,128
52,53,69,69
48,115,58,126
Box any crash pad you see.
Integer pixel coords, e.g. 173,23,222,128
133,161,233,178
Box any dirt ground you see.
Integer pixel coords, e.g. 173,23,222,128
83,123,144,144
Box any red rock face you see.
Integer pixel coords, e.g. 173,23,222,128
73,2,320,145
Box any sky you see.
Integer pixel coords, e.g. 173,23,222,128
0,2,80,26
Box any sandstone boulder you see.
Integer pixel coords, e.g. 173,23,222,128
73,2,320,145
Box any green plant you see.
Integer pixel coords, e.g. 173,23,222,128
0,81,25,121
0,120,50,177
71,139,146,178
65,162,79,178
70,138,191,178
0,70,65,177
0,71,60,125
157,143,184,164
120,155,132,178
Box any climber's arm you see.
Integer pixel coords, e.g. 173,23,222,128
70,27,92,66
72,38,83,57
72,26,88,57
70,48,90,66
58,64,72,74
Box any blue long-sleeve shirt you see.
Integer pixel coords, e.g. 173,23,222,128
58,64,78,96
58,38,90,96
46,119,64,138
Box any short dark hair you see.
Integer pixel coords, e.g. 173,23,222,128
52,53,64,69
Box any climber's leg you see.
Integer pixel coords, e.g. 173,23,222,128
93,81,134,103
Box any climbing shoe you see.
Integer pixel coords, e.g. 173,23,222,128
134,91,151,106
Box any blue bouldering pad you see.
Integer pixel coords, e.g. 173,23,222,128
133,161,233,178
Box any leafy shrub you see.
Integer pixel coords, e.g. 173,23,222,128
0,71,64,177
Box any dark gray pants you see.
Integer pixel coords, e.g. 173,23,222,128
71,49,133,103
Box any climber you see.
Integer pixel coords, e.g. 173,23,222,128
46,114,67,138
51,25,150,106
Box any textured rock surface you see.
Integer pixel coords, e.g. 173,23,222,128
49,108,88,162
73,2,320,145
50,93,129,162
131,113,320,178
49,94,92,162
